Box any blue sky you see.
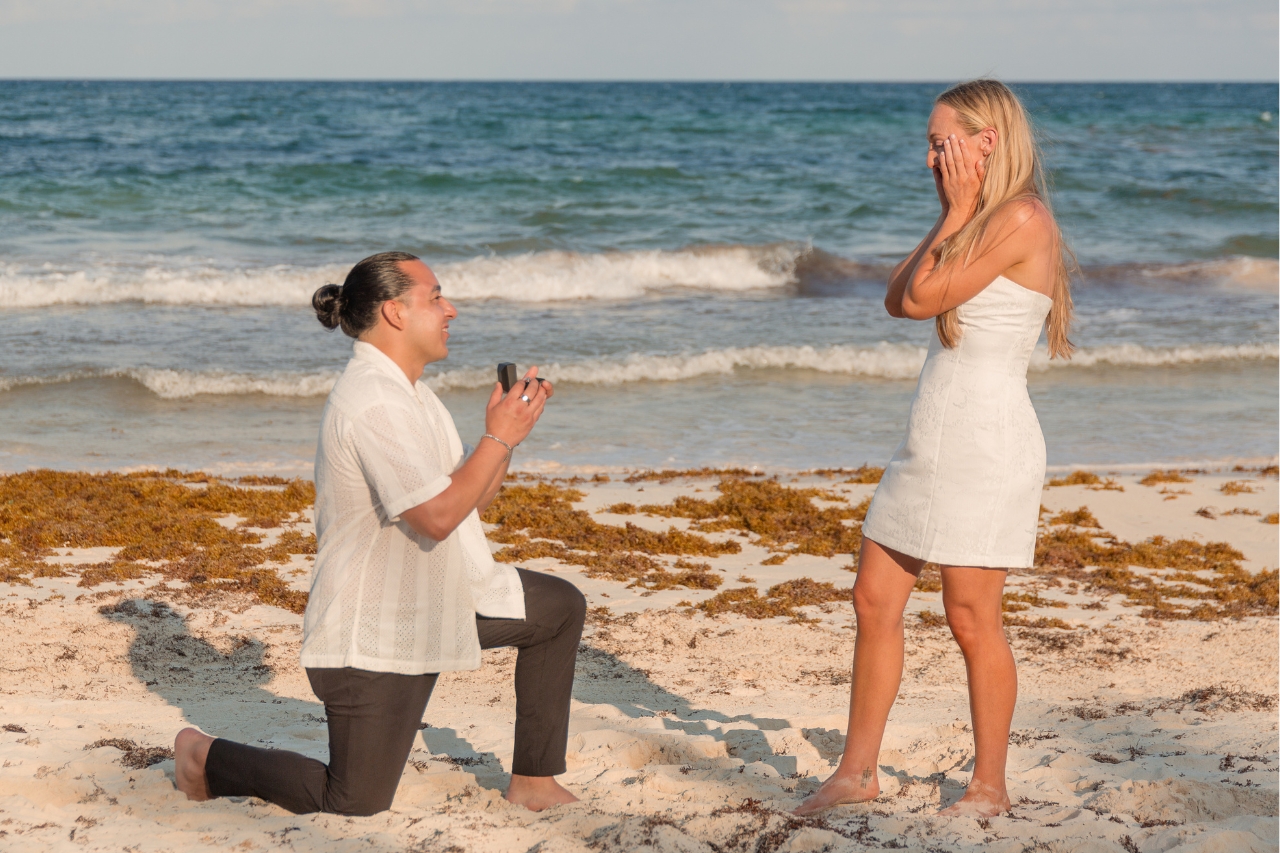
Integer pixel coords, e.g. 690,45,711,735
0,0,1275,80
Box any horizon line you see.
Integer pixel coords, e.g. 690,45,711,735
1,77,1276,85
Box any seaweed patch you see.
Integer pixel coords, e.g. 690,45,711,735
622,468,768,484
481,482,735,590
85,738,174,770
1139,470,1192,487
1048,506,1102,528
634,477,870,559
1003,591,1068,612
1047,471,1124,491
697,578,853,621
917,610,947,628
1034,513,1276,620
0,470,315,612
803,465,884,484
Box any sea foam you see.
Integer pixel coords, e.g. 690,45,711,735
0,245,801,308
1086,256,1279,291
0,263,344,308
3,248,1273,308
4,343,1273,399
439,245,798,300
0,368,343,399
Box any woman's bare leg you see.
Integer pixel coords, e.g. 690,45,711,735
794,540,922,815
938,565,1016,816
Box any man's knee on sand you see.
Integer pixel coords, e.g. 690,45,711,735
325,789,397,817
271,790,394,817
290,770,400,817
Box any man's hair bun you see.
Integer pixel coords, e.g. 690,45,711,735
312,283,344,330
314,252,420,338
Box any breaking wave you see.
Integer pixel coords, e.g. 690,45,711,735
1083,256,1279,290
438,244,802,300
3,343,1273,399
2,247,1272,308
0,244,806,308
0,368,343,399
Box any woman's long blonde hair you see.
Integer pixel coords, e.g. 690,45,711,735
932,79,1074,358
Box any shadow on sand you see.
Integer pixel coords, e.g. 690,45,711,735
101,598,807,775
571,644,965,806
100,598,323,746
100,596,951,806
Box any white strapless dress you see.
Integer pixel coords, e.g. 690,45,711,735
861,275,1052,568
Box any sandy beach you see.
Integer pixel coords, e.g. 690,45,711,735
0,465,1275,852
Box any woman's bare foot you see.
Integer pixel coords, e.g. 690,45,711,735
174,727,215,802
793,768,879,816
504,774,578,811
938,778,1010,817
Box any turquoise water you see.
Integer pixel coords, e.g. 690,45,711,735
0,82,1276,474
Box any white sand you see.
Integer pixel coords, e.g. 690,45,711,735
0,469,1276,852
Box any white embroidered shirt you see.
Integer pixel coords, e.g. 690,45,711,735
300,341,524,675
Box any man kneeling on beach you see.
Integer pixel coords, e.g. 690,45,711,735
174,251,585,815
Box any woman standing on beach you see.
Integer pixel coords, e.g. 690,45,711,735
796,79,1073,817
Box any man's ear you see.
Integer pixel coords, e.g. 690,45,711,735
380,298,408,332
979,127,998,157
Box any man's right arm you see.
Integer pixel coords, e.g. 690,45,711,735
399,438,511,541
398,369,549,542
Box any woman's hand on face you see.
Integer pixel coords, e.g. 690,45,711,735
927,148,949,215
483,366,549,447
937,134,985,224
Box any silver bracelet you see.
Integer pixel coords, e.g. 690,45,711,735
481,433,514,459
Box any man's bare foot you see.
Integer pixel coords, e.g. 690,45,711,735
504,774,578,812
174,727,215,802
938,779,1010,817
793,769,879,816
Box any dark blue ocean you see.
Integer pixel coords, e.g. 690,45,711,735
0,82,1275,474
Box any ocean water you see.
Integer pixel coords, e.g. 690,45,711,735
0,81,1276,476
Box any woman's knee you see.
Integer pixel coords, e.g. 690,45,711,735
944,611,977,648
942,603,1000,650
852,584,905,631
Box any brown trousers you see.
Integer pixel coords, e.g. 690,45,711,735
203,569,586,815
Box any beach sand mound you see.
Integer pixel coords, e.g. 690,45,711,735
1089,778,1279,824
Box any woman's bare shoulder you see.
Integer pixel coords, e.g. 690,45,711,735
991,197,1055,242
974,198,1054,265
